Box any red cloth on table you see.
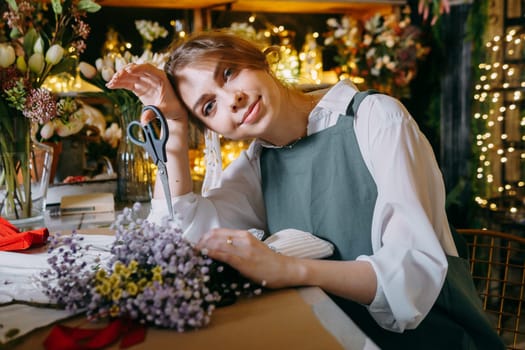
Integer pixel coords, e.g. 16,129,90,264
0,216,49,251
43,318,147,350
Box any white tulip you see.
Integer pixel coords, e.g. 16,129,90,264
45,44,65,65
39,122,56,140
364,34,373,46
103,122,122,148
0,44,16,68
28,52,44,73
78,61,97,79
101,66,115,82
33,37,44,54
341,17,350,29
386,61,397,71
95,57,104,71
114,56,127,72
326,18,338,28
82,103,106,133
123,51,133,61
55,115,84,137
102,56,114,69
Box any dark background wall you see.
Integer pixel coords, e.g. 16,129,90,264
82,8,335,66
82,7,188,63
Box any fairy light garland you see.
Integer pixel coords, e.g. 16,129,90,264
472,26,525,222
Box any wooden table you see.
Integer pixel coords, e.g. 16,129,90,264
3,286,376,350
1,199,376,349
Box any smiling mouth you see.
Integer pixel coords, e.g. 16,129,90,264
240,96,261,125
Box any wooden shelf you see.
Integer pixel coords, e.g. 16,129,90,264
97,0,405,34
227,0,404,14
98,0,228,9
98,0,405,13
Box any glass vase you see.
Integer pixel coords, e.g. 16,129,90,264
116,102,153,203
0,110,53,227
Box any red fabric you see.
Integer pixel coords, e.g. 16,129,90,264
0,217,49,251
0,217,19,235
43,319,147,350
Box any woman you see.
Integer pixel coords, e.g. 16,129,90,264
107,31,503,349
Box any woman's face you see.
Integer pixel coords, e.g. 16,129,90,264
176,60,282,140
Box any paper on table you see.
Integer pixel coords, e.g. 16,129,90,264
0,234,115,346
0,304,77,345
60,192,115,215
0,234,114,304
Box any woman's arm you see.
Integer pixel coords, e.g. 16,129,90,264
148,143,267,242
196,227,378,305
355,93,451,331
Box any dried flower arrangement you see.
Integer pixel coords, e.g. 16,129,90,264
38,203,263,331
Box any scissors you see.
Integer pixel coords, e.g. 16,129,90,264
127,105,174,220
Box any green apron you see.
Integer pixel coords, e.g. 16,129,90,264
260,91,505,349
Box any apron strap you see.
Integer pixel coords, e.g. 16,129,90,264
345,90,380,117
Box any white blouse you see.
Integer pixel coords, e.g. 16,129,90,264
148,79,459,333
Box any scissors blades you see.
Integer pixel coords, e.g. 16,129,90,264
155,160,174,221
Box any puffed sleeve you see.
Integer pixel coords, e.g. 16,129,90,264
354,94,457,332
147,142,267,244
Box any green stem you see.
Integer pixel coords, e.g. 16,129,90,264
0,106,32,219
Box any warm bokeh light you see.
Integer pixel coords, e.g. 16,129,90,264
472,26,524,221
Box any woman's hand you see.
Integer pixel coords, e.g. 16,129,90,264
106,63,188,123
418,0,450,25
196,228,299,289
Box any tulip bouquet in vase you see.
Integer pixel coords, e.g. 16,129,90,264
0,0,100,224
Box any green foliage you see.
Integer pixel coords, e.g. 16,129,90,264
466,0,489,84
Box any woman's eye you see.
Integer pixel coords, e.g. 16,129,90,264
223,67,234,81
203,100,215,117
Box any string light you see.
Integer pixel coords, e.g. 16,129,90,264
472,25,524,222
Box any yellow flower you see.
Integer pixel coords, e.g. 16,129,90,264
112,288,122,301
128,260,138,273
152,266,162,274
151,266,163,283
109,305,120,317
96,280,111,296
109,273,121,288
95,269,107,281
126,282,138,296
113,261,125,275
152,273,162,283
138,278,148,290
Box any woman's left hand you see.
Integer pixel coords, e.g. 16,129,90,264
195,228,297,289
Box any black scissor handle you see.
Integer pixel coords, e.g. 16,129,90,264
126,105,169,164
142,105,168,163
127,120,147,145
